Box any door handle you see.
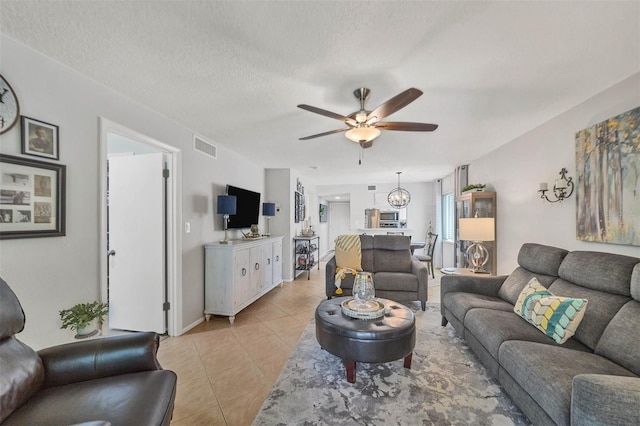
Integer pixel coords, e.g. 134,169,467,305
107,249,116,257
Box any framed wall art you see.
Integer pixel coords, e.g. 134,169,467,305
0,74,20,135
0,154,66,239
575,106,640,246
21,116,59,160
319,203,328,222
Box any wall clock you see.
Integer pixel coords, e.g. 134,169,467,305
0,74,20,135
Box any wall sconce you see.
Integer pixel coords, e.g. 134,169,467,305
538,168,574,203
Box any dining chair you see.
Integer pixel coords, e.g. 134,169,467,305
414,233,438,279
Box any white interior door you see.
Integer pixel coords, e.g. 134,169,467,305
329,202,350,250
108,152,165,333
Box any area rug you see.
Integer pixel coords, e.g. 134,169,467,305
253,303,531,425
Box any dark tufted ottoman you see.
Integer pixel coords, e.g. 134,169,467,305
315,297,416,383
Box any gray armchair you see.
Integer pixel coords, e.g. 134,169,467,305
0,277,177,425
326,235,428,310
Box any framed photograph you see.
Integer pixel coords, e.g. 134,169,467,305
319,204,328,222
0,154,66,239
21,116,59,160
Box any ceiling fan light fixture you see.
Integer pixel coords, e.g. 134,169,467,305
345,126,381,143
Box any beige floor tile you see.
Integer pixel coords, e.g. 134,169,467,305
241,333,290,361
255,350,291,384
210,362,269,404
229,321,275,343
170,404,226,426
172,375,217,422
218,384,272,426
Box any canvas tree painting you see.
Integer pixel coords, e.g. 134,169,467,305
575,106,640,246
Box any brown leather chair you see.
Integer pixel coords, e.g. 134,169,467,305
0,278,177,425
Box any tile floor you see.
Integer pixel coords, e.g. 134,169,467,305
157,263,442,426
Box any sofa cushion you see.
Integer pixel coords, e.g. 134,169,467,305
442,292,513,325
372,272,417,292
517,243,568,277
498,266,558,305
558,251,639,296
3,370,176,426
548,279,631,350
360,235,374,272
498,341,637,426
595,301,640,376
631,264,640,301
514,278,588,344
465,309,590,360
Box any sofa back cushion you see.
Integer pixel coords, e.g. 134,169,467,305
498,267,559,305
372,235,412,273
548,279,631,350
595,300,640,376
360,235,374,273
629,263,640,301
558,251,639,296
517,243,569,276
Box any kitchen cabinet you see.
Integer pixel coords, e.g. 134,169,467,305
204,236,283,323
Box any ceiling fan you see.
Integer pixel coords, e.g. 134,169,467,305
297,87,438,148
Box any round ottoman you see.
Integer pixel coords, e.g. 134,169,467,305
315,297,416,383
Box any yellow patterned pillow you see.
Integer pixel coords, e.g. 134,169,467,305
514,277,588,344
334,234,362,272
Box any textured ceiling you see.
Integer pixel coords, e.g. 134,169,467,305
1,1,639,185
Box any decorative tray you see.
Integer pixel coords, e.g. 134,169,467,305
341,298,385,320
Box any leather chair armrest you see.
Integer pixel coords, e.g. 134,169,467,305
38,332,162,389
325,256,337,298
572,374,640,425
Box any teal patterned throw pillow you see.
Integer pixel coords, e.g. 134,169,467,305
514,277,588,344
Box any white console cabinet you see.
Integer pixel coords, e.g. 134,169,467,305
204,236,283,323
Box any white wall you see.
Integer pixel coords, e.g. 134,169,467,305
0,36,265,349
316,181,436,249
468,73,640,274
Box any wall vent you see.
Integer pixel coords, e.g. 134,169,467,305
193,135,217,159
368,185,376,190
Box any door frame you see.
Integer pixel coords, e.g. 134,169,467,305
99,117,182,336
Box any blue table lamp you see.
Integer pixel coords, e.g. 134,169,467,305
262,202,276,236
217,195,237,244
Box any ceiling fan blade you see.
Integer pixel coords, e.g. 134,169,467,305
297,104,357,126
367,88,423,122
299,128,350,140
374,121,439,132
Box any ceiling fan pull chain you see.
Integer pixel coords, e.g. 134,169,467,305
359,142,364,165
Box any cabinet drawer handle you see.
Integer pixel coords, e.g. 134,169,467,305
255,263,260,270
276,255,279,261
241,268,247,276
267,258,271,265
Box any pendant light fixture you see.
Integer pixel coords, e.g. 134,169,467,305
388,172,411,208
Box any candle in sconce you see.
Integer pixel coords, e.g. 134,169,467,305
555,179,567,190
539,182,548,191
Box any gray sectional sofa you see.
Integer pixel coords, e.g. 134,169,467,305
326,235,428,310
441,243,640,425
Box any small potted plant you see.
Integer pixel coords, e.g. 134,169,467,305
462,184,486,192
59,301,109,338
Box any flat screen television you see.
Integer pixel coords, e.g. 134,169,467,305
226,185,261,229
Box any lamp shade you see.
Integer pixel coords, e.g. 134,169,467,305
345,126,381,143
262,202,276,217
217,195,237,215
459,218,495,242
